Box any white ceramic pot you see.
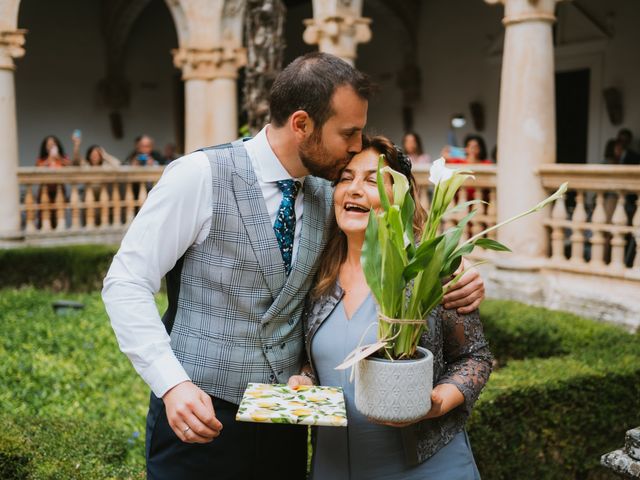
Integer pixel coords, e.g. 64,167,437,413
354,346,433,423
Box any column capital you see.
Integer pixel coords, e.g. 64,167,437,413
303,16,371,64
0,29,26,71
172,44,247,81
485,0,565,26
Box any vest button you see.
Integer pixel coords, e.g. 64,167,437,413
280,343,286,349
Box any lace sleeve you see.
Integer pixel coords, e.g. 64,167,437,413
435,308,493,414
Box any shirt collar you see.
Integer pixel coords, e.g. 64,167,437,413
247,125,305,185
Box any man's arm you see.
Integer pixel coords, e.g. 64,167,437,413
102,151,221,442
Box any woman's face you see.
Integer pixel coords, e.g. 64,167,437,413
46,137,58,154
88,148,102,165
403,134,418,154
334,148,393,237
466,139,481,159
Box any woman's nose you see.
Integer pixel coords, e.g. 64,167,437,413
346,179,364,195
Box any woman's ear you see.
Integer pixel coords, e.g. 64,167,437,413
290,110,314,141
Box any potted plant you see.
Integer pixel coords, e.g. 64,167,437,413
344,157,566,423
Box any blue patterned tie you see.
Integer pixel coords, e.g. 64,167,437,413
273,180,301,275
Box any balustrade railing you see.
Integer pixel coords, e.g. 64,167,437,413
15,164,639,281
540,164,640,278
18,167,163,236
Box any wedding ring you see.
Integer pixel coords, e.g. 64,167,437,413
183,426,191,434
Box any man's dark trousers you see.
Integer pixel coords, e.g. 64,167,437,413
146,393,308,479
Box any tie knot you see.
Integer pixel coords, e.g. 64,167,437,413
276,179,301,199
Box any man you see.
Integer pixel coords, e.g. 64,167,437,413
617,128,640,165
126,134,164,166
102,53,485,479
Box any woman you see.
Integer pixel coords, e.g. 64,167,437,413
293,135,492,479
446,134,492,165
36,135,71,168
402,132,431,166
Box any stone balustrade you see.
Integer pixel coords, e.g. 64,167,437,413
18,167,163,241
540,164,640,280
14,164,640,284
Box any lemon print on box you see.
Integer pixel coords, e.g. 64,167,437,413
236,383,348,427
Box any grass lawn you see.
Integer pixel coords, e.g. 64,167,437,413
0,288,165,479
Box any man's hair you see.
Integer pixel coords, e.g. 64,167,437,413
269,52,374,129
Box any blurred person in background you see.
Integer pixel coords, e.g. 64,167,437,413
402,132,431,167
617,128,640,165
127,134,164,166
71,130,121,168
36,135,71,168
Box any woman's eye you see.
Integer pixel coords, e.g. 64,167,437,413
339,176,352,183
367,176,377,184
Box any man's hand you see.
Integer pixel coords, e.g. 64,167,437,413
442,259,485,314
162,381,223,444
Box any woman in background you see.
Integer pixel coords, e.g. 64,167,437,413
402,131,431,167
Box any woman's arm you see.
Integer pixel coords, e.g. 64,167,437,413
435,308,493,416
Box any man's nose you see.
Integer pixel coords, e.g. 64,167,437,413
349,134,363,154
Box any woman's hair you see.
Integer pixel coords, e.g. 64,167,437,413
463,134,488,161
311,134,427,299
38,135,66,160
402,131,423,156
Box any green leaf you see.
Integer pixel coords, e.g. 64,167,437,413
442,242,475,278
361,210,383,304
474,237,512,252
443,209,477,260
403,236,444,281
401,193,416,253
376,155,391,212
379,217,406,317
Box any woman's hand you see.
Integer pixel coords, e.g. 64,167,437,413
372,383,464,427
287,375,314,388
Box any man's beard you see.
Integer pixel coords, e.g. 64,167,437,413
298,130,353,181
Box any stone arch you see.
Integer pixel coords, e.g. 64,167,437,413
164,0,190,47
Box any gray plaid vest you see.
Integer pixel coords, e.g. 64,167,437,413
163,139,332,404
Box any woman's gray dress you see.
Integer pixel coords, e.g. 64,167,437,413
310,293,482,480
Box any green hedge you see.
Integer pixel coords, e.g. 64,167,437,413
470,300,640,479
0,246,117,292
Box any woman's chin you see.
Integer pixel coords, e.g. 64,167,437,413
337,221,368,238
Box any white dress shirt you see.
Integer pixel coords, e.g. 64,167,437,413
102,126,305,398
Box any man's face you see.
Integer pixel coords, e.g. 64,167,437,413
138,137,154,155
298,85,367,181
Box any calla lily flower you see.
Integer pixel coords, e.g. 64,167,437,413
428,158,454,185
381,165,409,208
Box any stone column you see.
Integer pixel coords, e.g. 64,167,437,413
0,29,25,239
486,0,563,265
303,0,371,66
173,45,246,152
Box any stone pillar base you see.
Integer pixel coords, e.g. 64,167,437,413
601,427,640,478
